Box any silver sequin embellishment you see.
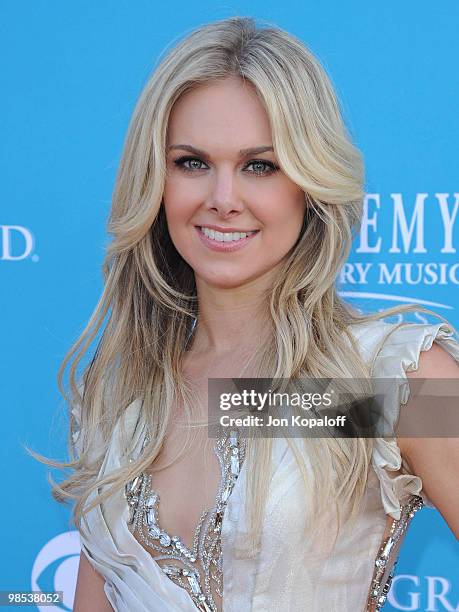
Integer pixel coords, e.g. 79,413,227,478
124,428,246,611
366,494,424,611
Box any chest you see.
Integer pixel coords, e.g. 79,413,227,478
143,418,223,551
127,402,245,611
141,357,249,548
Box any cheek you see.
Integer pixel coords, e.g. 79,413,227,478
163,183,198,227
258,186,305,227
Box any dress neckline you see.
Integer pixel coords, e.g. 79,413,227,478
123,426,247,611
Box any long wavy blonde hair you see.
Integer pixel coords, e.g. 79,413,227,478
32,16,456,558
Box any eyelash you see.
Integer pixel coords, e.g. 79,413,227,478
173,156,279,177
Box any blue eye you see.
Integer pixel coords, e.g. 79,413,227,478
173,156,279,176
174,157,208,172
245,160,278,176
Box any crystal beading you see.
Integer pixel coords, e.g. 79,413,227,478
365,494,424,611
124,427,246,611
125,425,421,611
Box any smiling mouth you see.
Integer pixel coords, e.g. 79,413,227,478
196,226,260,242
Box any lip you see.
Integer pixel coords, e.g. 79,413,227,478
195,224,259,233
194,226,259,252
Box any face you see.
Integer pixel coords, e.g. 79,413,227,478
163,76,306,291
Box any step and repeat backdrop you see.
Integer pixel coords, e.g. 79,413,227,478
1,1,458,611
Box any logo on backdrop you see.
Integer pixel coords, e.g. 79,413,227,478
31,531,80,611
338,192,458,312
388,575,459,611
0,225,36,261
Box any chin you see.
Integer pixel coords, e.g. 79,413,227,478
208,277,250,289
197,270,255,290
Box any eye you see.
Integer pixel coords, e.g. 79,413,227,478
172,156,279,176
173,156,208,173
245,160,279,176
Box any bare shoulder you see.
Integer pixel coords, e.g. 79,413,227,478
398,342,459,457
408,341,459,377
398,343,459,540
73,550,113,612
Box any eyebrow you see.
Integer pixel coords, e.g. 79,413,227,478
166,144,274,157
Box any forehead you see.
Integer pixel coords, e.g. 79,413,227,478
166,77,273,152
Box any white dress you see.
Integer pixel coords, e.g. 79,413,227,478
72,320,459,611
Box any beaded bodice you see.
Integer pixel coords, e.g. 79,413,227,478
124,428,246,611
124,426,424,612
124,428,424,612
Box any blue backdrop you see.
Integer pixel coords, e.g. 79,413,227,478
1,1,458,610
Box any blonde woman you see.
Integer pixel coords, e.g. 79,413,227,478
42,16,459,612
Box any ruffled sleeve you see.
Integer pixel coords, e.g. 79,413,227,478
367,321,459,520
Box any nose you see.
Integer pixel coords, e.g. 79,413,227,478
203,166,244,218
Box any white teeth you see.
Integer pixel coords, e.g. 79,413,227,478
200,227,256,242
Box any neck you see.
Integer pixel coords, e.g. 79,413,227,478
190,275,274,357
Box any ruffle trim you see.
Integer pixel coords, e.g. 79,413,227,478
367,321,459,520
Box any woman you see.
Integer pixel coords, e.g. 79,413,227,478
46,16,459,612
